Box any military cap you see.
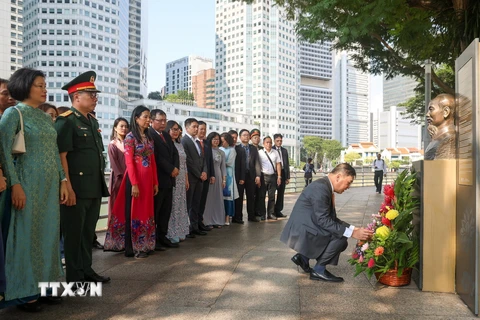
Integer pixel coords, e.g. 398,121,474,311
61,71,101,94
250,129,261,137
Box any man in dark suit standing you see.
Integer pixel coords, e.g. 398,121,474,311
149,109,180,250
229,130,245,224
273,134,290,218
181,118,208,236
250,129,265,219
197,121,215,231
235,129,262,222
280,163,372,282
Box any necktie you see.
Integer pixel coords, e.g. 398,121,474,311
277,147,283,168
159,132,166,143
195,140,203,156
199,140,205,155
244,145,250,164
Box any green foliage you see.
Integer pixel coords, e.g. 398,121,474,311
303,136,323,162
147,91,163,100
165,90,194,103
349,170,420,280
343,152,361,164
321,139,343,162
389,160,401,170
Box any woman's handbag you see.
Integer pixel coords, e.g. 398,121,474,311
12,107,26,154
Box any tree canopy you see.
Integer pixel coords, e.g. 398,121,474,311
241,0,480,94
147,91,163,100
302,136,343,164
164,90,195,103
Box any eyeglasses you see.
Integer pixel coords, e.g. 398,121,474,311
171,127,180,131
80,92,98,99
33,84,47,90
153,119,167,123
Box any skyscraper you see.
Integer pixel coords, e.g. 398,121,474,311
22,0,147,147
378,106,421,149
0,0,23,78
127,0,148,100
334,51,370,146
383,75,417,110
298,41,334,140
215,0,298,155
192,68,215,108
165,55,213,96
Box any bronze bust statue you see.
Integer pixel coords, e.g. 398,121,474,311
424,93,456,160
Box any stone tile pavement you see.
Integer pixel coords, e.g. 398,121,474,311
0,187,475,319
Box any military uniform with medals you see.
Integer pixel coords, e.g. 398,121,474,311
54,71,110,283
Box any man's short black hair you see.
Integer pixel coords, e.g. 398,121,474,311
150,109,166,119
228,129,238,136
198,121,206,127
263,136,272,142
239,129,250,136
184,118,198,128
8,68,45,101
273,134,283,140
331,163,356,178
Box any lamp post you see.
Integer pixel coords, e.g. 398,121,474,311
424,59,432,150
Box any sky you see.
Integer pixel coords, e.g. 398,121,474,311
146,0,216,92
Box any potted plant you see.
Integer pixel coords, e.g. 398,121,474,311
349,170,420,286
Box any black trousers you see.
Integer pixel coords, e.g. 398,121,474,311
235,171,257,221
298,236,348,267
275,169,286,215
198,179,210,225
254,172,265,216
259,174,277,218
374,170,384,193
154,187,173,245
61,197,101,282
187,174,203,231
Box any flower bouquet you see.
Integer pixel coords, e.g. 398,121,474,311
349,170,420,285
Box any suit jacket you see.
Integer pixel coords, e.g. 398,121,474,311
240,144,261,178
274,146,290,180
202,139,215,179
280,176,350,259
234,144,246,183
149,127,179,188
181,135,207,180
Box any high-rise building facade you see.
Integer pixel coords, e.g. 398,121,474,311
378,106,421,149
127,0,148,99
334,51,370,146
0,0,23,78
192,68,215,108
298,41,334,140
383,75,417,110
165,55,213,96
215,0,298,155
22,0,130,148
21,0,147,146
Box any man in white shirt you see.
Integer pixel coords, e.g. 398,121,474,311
372,153,387,194
258,136,282,220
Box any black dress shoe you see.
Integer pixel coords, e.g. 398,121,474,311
232,219,245,224
92,240,104,250
192,230,207,236
38,296,62,305
276,213,288,218
185,233,196,239
160,238,180,248
154,245,166,251
248,217,261,222
85,273,111,283
310,269,344,282
291,253,311,273
199,224,213,231
267,215,277,220
17,301,43,312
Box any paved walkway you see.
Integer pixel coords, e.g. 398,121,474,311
1,187,475,319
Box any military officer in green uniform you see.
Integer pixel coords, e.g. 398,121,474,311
55,71,110,283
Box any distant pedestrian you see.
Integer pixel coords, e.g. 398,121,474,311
303,158,316,187
372,153,387,194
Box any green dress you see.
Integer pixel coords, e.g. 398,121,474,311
0,103,64,301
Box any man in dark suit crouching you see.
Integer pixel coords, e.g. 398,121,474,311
280,163,372,282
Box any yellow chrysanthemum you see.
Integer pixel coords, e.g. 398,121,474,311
375,226,390,239
386,209,399,220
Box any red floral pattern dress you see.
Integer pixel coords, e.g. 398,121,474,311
104,132,158,254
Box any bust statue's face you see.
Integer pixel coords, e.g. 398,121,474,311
426,99,446,127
